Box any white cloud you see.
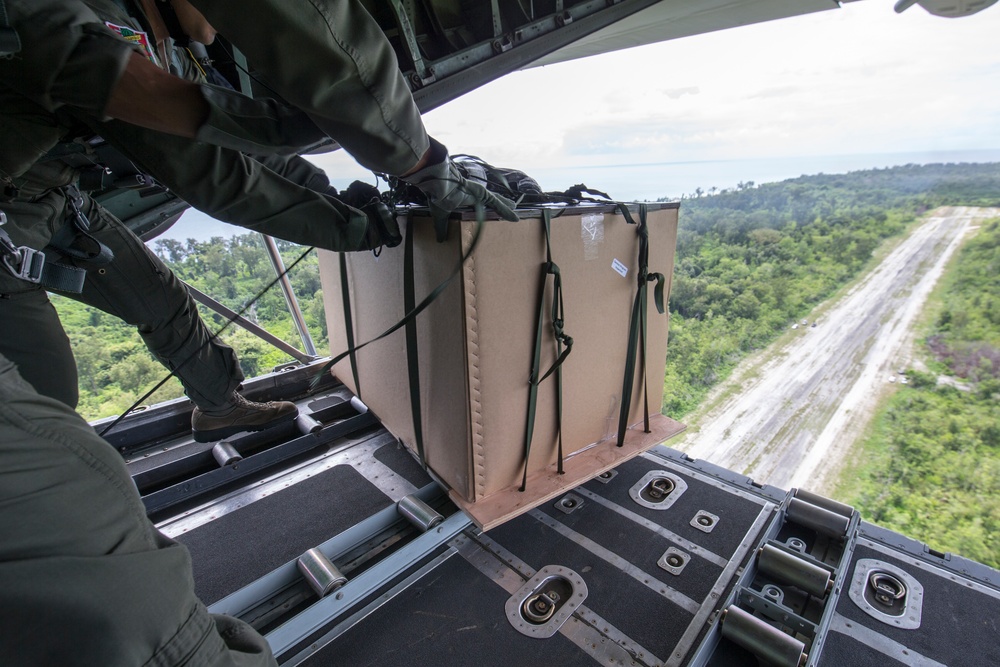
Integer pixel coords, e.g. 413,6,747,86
664,86,701,99
418,2,1000,166
308,2,1000,183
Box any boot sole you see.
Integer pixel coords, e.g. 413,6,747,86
192,409,299,443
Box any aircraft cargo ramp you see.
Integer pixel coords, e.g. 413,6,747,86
108,362,1000,667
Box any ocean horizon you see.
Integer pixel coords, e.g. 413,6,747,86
159,148,1000,243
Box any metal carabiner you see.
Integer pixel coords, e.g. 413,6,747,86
65,186,91,232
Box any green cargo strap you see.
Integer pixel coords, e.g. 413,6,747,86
615,203,666,447
338,253,362,400
312,205,487,408
520,208,574,492
403,220,427,467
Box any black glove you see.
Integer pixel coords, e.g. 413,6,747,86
403,138,519,226
358,201,401,251
329,182,401,251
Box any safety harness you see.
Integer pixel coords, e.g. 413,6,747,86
0,185,115,293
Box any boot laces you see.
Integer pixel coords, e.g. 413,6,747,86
230,393,275,411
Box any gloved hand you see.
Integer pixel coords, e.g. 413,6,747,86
357,198,401,251
403,138,519,224
336,181,402,251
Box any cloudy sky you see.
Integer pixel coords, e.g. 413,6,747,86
310,0,1000,177
171,1,1000,238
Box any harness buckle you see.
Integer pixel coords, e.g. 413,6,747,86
0,211,46,284
1,245,46,284
2,244,46,283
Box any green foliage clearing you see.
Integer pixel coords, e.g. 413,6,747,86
834,218,1000,568
662,162,1000,417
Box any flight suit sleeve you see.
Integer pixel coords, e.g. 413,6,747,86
0,0,328,156
190,0,430,175
91,116,370,251
0,0,133,117
195,84,331,156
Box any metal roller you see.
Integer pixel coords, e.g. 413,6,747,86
757,544,832,598
211,442,242,466
720,605,807,667
397,494,443,532
296,413,323,434
785,497,850,539
297,548,347,598
350,396,369,415
793,488,854,519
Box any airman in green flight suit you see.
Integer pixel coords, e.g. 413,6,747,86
0,0,514,664
0,0,514,438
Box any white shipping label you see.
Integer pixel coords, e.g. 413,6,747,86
611,258,629,278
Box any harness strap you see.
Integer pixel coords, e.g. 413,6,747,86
0,211,88,293
615,203,666,447
135,0,171,67
520,209,574,492
403,221,427,467
45,186,114,271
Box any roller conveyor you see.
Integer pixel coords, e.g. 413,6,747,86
119,370,1000,666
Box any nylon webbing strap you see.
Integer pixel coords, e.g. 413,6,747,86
0,211,88,292
338,253,361,399
615,203,666,447
311,207,487,392
39,261,88,292
520,209,574,492
46,186,114,272
403,221,427,467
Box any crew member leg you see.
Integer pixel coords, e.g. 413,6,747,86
57,197,298,440
0,354,276,666
0,286,79,408
54,198,244,412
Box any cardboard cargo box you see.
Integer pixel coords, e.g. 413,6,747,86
318,202,685,529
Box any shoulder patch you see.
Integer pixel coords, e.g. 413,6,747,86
104,21,160,67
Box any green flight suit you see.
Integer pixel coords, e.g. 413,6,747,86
0,353,277,666
0,2,252,410
0,0,429,409
0,169,244,411
188,0,430,175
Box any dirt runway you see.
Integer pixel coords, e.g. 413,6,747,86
674,206,1000,494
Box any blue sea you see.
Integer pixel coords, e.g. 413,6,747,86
159,149,1000,243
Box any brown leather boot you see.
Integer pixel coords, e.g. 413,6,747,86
191,393,298,442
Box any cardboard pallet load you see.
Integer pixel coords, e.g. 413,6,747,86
318,202,685,529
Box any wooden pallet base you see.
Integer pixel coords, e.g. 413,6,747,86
449,413,687,531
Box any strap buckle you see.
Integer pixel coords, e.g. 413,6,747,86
2,244,46,283
0,211,46,283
